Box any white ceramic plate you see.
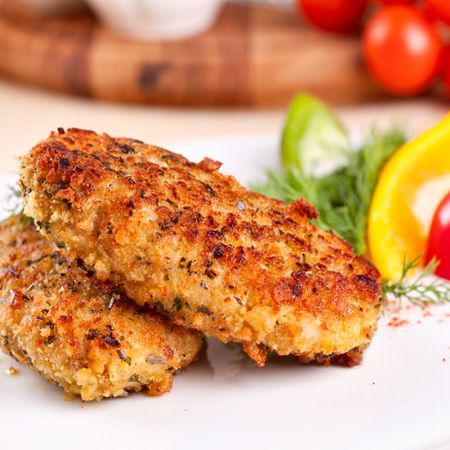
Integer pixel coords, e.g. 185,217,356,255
0,134,449,450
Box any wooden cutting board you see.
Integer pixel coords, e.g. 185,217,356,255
0,2,387,107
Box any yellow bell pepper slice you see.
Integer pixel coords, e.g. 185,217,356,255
368,114,450,281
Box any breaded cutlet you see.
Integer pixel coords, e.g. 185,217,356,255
0,215,202,401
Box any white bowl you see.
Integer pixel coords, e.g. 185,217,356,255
86,0,224,40
18,0,85,14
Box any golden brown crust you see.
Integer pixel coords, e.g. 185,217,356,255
0,215,202,401
20,128,382,365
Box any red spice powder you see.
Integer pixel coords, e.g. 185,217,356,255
387,316,409,328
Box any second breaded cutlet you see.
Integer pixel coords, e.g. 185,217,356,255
21,128,383,367
0,215,202,401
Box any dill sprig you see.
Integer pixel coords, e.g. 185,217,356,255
0,184,34,227
2,184,23,218
382,256,450,308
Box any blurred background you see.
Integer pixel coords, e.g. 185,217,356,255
0,0,449,170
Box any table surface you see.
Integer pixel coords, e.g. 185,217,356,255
1,78,449,173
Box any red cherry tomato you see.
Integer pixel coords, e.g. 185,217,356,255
363,6,443,95
441,46,450,95
423,0,450,25
297,0,368,33
425,191,450,280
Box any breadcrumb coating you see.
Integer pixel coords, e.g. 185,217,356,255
0,215,202,400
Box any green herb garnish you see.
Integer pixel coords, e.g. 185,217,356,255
3,184,23,217
1,184,33,226
383,256,450,307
